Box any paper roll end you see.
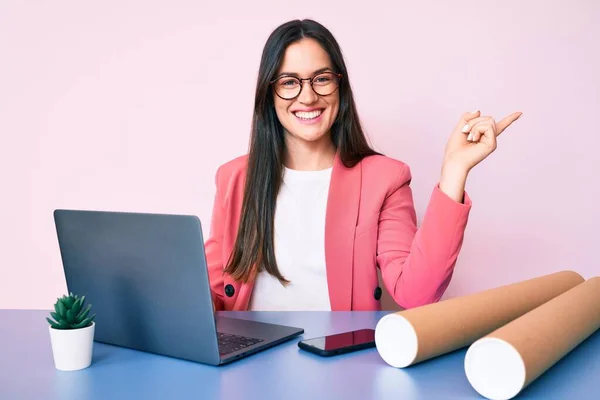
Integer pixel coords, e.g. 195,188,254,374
464,337,526,400
375,313,418,368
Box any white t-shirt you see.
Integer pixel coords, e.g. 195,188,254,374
248,166,333,311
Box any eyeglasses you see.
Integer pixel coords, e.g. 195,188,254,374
270,71,342,100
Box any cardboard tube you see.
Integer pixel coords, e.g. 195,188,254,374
374,270,583,368
464,277,600,400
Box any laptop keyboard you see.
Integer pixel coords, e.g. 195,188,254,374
217,332,264,356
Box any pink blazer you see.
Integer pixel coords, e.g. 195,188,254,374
205,153,472,311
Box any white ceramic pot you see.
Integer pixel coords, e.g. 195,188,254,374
48,322,95,371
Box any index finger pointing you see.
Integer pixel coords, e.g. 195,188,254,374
496,112,523,136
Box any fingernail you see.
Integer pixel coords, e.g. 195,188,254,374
467,132,473,141
471,110,480,114
462,124,470,133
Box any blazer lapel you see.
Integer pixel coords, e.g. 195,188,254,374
325,153,362,310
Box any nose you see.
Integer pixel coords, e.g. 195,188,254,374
297,80,319,104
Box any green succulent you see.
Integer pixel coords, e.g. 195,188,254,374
47,293,95,330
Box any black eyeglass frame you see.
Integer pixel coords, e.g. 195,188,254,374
269,71,343,100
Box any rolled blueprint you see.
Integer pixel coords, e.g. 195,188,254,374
464,277,600,400
374,270,584,368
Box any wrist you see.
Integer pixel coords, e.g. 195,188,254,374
442,155,471,175
440,159,469,203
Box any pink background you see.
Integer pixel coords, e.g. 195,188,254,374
1,1,599,309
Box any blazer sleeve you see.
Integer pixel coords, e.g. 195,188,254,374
377,163,472,309
204,167,226,310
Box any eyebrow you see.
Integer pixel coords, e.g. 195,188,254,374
276,67,333,78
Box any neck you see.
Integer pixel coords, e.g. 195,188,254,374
283,133,336,171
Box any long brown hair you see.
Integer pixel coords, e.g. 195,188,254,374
224,19,380,283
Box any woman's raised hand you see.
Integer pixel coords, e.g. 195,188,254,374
443,110,522,172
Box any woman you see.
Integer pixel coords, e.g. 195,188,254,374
204,19,521,312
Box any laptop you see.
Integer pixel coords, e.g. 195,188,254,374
53,209,304,366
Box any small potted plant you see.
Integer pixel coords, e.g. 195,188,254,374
47,293,96,371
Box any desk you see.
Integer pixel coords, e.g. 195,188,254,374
1,310,599,399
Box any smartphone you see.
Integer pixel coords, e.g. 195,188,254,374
297,328,376,357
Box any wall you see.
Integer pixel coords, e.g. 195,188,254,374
1,0,599,309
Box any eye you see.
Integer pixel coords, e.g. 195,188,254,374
278,77,299,87
314,76,331,83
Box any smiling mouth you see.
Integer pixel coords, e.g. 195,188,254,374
293,109,323,120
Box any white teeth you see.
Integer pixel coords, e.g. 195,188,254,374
294,110,322,120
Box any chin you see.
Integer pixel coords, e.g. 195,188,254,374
288,126,330,143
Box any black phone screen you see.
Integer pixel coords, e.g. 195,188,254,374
300,328,375,352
